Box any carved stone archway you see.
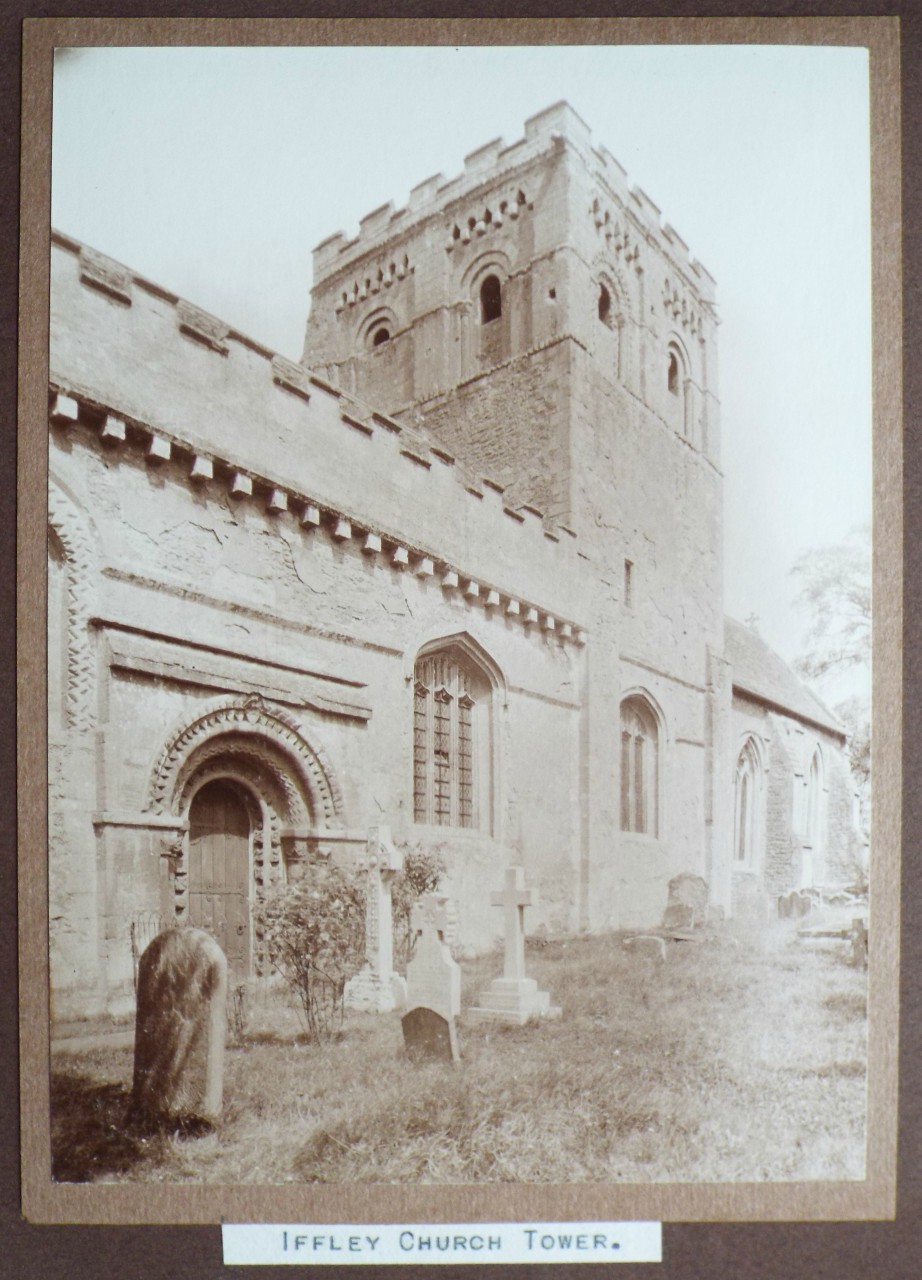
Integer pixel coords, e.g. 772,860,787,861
148,693,345,975
146,692,343,826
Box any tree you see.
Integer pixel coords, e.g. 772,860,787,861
391,844,447,970
790,527,870,682
791,527,871,832
256,864,366,1039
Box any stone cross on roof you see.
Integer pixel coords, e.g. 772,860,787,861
493,865,534,983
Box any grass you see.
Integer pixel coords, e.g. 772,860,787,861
50,920,868,1185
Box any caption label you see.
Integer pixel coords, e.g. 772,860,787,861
222,1222,662,1265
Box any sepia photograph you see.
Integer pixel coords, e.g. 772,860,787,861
19,21,901,1227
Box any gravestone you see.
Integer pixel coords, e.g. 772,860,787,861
402,894,460,1063
468,866,560,1026
344,826,407,1012
662,873,709,930
623,934,667,965
128,926,227,1131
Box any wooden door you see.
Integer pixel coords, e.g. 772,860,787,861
188,779,251,981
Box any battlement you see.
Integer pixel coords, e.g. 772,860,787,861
49,232,586,637
311,101,715,300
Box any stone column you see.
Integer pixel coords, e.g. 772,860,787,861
344,826,406,1013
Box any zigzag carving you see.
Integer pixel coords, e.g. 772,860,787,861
48,481,98,732
177,740,309,829
146,693,343,826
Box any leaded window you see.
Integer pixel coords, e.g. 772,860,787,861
413,652,483,828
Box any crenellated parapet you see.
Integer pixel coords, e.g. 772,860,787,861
49,232,587,644
311,101,716,310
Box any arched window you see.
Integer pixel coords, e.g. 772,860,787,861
372,325,391,347
480,274,502,324
413,646,492,829
667,348,681,396
598,283,612,325
620,695,659,835
734,739,761,864
797,746,825,888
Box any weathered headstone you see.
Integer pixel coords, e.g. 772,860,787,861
345,826,407,1012
662,873,709,930
402,894,461,1063
468,867,560,1025
623,934,667,965
128,926,227,1131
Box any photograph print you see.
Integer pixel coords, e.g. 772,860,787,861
32,29,896,1218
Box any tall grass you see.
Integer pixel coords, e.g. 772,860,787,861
51,923,867,1185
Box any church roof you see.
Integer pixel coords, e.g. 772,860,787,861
724,617,844,739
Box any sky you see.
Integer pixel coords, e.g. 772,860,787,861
50,43,873,695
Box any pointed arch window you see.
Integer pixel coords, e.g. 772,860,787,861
620,695,659,835
413,648,490,828
734,739,761,864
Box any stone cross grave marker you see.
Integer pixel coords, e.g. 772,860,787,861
402,893,461,1063
345,825,406,1012
468,866,560,1026
128,926,227,1132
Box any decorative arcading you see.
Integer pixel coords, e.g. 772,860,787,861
146,692,343,826
47,480,98,732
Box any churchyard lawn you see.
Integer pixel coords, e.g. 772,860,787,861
50,921,867,1184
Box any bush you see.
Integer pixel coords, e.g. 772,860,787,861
256,865,365,1039
392,844,447,970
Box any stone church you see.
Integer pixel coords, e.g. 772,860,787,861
47,102,861,1021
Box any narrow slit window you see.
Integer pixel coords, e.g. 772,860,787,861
624,559,633,608
598,284,612,325
668,350,680,396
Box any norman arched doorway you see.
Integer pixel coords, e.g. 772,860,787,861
188,779,253,982
147,694,345,978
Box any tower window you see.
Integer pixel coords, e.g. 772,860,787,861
667,350,680,396
480,275,502,324
623,559,633,608
598,284,612,325
372,326,391,347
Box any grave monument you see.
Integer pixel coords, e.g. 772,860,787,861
468,866,560,1026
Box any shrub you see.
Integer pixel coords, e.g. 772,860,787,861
392,844,447,970
256,865,365,1039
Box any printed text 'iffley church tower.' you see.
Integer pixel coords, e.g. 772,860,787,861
48,102,862,1018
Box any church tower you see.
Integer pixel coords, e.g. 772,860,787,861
304,103,730,926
